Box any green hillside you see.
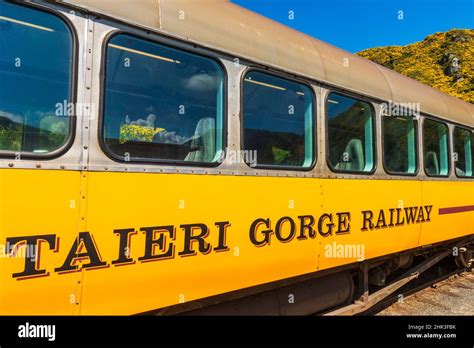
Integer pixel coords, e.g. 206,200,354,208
357,29,474,103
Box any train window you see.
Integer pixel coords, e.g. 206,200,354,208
383,116,418,175
242,71,314,169
102,34,225,164
423,119,450,177
0,2,74,155
326,93,375,173
453,127,473,177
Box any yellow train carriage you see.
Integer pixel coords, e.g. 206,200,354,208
0,0,472,315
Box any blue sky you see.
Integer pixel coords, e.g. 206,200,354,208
232,0,474,53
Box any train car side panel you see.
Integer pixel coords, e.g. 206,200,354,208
79,172,323,314
420,181,474,246
317,179,423,271
0,169,82,315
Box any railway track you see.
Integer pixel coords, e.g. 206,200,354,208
367,268,474,315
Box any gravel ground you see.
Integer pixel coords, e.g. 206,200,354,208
377,270,474,315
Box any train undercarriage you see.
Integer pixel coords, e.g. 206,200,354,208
150,235,474,316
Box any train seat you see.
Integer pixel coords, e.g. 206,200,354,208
425,151,440,175
184,117,216,162
336,138,364,171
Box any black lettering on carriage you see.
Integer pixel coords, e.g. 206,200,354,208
405,207,418,224
388,208,395,227
375,210,388,229
275,216,296,242
5,204,436,280
416,207,425,223
395,208,405,226
138,226,175,262
178,223,212,257
361,210,374,231
336,212,351,234
7,234,57,279
55,232,107,273
112,228,136,265
214,221,231,252
297,215,316,240
424,205,433,221
249,218,272,247
318,213,333,237
361,205,434,232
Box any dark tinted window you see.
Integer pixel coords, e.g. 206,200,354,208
423,119,450,176
453,127,473,177
102,34,224,163
242,71,314,168
326,93,375,172
0,2,73,154
383,116,418,174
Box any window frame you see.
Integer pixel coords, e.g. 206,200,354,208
422,117,451,178
0,1,78,160
240,67,317,171
324,90,377,175
98,30,228,167
453,125,474,179
381,113,420,177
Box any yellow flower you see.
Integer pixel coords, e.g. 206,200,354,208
119,124,165,144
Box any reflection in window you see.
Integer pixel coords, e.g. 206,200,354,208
383,116,418,175
453,127,473,177
326,93,375,172
0,2,73,154
242,71,314,168
423,119,450,176
102,34,224,163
